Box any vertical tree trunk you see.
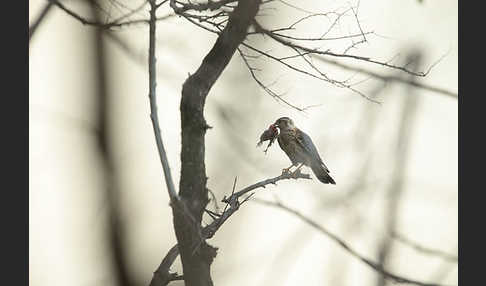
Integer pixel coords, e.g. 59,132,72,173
172,1,262,285
375,52,422,286
90,2,134,286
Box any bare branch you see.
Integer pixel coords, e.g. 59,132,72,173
225,171,311,203
376,65,421,286
257,31,376,42
149,245,181,286
180,13,222,34
170,0,238,14
49,0,174,29
203,171,311,239
147,2,208,283
156,0,171,9
29,1,54,41
89,2,134,285
108,1,148,24
253,199,453,286
391,231,458,262
148,0,179,204
237,47,308,111
207,188,221,213
277,0,315,14
253,21,437,77
313,56,457,98
350,0,367,43
241,42,382,106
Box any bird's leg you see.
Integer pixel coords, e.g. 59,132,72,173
291,163,305,177
282,164,295,175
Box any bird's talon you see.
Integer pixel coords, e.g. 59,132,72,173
282,168,292,175
291,169,302,178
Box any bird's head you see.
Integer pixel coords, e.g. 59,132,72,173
274,117,295,131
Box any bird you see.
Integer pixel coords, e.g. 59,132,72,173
273,117,336,184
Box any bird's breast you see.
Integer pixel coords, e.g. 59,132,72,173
278,131,297,154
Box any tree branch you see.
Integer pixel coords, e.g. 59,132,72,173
203,171,311,239
170,0,238,14
29,1,54,41
391,231,458,262
246,20,456,98
253,198,453,286
149,245,181,286
48,0,174,29
254,21,433,77
148,0,179,204
150,170,311,286
313,56,458,98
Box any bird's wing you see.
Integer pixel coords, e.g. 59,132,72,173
296,128,330,172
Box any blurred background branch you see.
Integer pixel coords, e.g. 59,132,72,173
29,1,54,40
89,1,135,286
375,51,422,286
253,198,450,286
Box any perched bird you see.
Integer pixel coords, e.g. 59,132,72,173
274,117,336,184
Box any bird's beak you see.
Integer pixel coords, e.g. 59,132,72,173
273,122,279,127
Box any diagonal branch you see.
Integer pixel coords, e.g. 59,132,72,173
203,171,311,238
240,42,382,107
149,245,181,286
246,20,456,98
254,199,453,286
313,56,457,98
391,231,458,262
49,0,174,29
237,47,308,111
254,21,435,77
170,0,238,13
29,1,54,41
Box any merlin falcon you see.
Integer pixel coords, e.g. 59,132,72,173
273,117,335,184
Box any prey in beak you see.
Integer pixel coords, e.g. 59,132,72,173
257,123,279,154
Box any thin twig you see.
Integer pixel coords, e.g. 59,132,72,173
253,199,452,286
29,1,54,40
313,56,457,98
49,0,174,29
391,231,458,262
148,0,179,203
170,0,237,14
254,21,438,77
241,42,381,106
108,1,148,25
203,171,311,239
237,47,307,111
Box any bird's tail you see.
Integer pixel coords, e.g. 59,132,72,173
311,163,336,184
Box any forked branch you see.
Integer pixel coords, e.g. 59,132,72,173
150,170,311,286
203,171,311,238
